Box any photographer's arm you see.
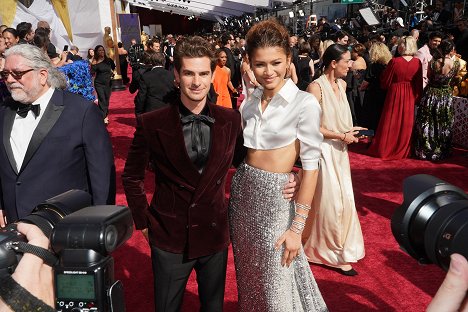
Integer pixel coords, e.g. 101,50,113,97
0,223,55,311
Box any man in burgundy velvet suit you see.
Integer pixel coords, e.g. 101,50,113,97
122,36,296,311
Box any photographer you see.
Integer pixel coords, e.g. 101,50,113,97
0,223,54,311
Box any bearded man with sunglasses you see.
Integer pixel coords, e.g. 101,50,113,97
0,44,115,226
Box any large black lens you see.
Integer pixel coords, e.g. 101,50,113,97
391,174,468,271
21,190,92,238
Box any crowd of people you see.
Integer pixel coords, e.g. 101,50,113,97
0,7,467,312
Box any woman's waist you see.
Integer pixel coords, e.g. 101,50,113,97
245,147,297,174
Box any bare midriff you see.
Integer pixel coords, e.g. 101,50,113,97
245,140,299,173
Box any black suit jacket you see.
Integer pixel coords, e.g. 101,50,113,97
0,89,115,222
122,101,245,259
135,67,177,114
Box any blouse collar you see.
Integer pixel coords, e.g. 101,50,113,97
251,78,298,108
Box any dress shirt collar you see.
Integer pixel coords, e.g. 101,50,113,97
178,99,210,118
251,78,298,108
16,86,54,119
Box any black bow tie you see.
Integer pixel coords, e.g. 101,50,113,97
180,114,215,126
181,114,215,155
16,104,40,118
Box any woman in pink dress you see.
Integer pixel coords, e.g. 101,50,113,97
367,36,423,160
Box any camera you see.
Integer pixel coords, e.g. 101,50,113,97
0,190,134,311
391,174,468,271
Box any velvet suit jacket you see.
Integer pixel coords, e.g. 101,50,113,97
0,89,116,222
122,101,244,259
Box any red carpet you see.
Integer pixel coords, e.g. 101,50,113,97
108,88,468,311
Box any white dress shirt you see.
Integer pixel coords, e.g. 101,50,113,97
10,87,55,171
240,79,323,170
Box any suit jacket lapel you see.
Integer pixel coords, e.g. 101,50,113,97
20,89,64,173
193,105,231,200
155,104,201,185
2,101,19,175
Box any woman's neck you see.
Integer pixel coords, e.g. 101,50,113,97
323,70,337,84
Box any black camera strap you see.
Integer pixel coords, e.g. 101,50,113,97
9,241,58,267
0,275,56,312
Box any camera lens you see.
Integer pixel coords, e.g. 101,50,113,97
21,190,92,238
391,174,468,271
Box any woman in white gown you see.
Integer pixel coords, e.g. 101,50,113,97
304,44,365,276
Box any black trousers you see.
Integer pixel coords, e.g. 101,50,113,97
94,82,111,118
150,246,228,312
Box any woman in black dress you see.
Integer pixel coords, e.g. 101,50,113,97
296,41,314,91
91,45,115,124
359,42,393,131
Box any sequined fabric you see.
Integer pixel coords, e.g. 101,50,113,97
229,163,328,312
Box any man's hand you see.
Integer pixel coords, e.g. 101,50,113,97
283,172,300,201
0,210,6,227
12,223,54,307
427,253,468,312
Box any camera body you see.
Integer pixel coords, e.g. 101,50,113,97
55,251,124,312
52,205,132,312
0,191,133,312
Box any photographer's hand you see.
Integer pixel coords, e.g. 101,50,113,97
12,223,55,307
427,253,468,312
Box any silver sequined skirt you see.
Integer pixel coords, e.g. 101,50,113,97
229,163,328,312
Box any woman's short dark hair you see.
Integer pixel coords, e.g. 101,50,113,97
2,27,18,38
432,39,455,68
174,36,216,73
322,44,349,69
429,31,443,40
352,43,366,57
16,22,32,40
215,48,226,58
299,42,311,54
33,28,50,51
245,19,291,61
333,30,348,42
118,41,123,48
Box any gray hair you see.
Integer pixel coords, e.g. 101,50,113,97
4,44,68,89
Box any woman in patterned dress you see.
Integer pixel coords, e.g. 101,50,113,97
414,40,460,160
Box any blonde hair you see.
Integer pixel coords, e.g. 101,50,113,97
398,36,418,56
369,42,393,65
322,40,334,53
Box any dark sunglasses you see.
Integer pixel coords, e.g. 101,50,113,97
0,68,35,80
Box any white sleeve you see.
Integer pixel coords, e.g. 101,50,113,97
297,95,323,170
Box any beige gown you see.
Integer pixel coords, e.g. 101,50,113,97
303,75,365,266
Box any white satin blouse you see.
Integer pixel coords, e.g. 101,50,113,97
240,79,323,170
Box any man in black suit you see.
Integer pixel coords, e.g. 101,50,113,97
66,46,82,62
0,44,115,225
164,34,176,71
135,52,176,114
220,33,240,108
